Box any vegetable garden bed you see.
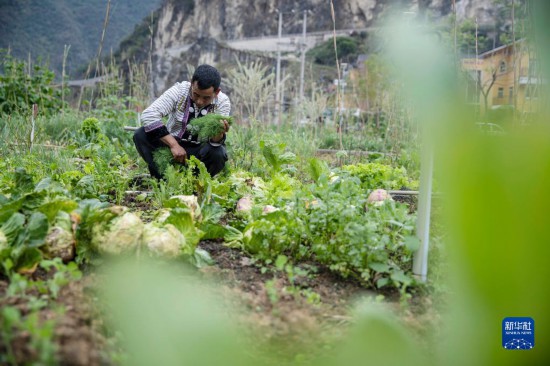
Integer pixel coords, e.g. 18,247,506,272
0,113,442,365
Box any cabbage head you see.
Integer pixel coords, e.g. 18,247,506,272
153,208,203,250
43,226,75,262
92,212,144,254
165,195,201,220
142,223,185,258
42,211,75,262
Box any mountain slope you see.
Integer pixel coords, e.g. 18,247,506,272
143,0,508,93
0,0,163,77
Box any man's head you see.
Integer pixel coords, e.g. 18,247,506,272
191,64,221,108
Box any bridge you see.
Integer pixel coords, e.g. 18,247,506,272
224,27,373,53
162,27,374,58
65,27,375,88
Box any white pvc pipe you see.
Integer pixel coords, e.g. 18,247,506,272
413,144,434,282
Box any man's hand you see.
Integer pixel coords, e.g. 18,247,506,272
160,134,187,163
170,144,187,163
211,119,230,143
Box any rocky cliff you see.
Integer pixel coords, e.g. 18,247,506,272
148,0,503,94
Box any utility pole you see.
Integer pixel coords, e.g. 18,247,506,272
340,63,348,112
276,11,282,125
299,10,307,103
281,68,286,115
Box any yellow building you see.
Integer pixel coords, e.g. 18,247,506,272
462,39,541,115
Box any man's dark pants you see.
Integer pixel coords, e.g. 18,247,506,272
133,127,227,179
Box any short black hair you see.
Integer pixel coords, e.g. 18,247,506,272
191,64,221,90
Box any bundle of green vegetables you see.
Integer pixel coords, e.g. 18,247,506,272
152,149,206,177
152,114,233,175
153,147,179,174
186,113,234,142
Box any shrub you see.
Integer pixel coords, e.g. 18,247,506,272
0,52,66,115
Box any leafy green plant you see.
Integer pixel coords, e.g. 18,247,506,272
259,139,296,175
0,305,57,365
0,52,66,116
0,306,20,364
241,210,306,261
0,170,84,275
187,114,234,142
341,162,417,190
0,258,81,365
39,258,83,298
220,162,419,290
150,155,212,205
264,279,280,304
301,173,419,288
0,211,49,275
73,196,207,265
307,158,330,183
80,117,101,141
273,254,321,305
152,148,181,177
0,113,33,152
307,36,366,66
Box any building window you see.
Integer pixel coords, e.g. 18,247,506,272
498,87,504,98
509,87,514,103
499,60,507,73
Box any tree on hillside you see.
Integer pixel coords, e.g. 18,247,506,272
456,19,491,56
307,36,366,66
493,0,529,45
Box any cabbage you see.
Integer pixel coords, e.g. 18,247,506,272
42,226,75,262
42,211,75,262
92,212,144,254
236,196,253,212
367,189,393,207
165,195,201,220
190,248,215,268
108,205,128,216
223,226,243,245
142,223,185,258
152,207,203,252
154,209,172,223
84,204,205,261
262,205,278,214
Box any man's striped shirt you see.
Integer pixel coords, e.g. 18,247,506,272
140,81,231,139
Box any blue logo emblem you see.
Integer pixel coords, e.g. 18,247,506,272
502,317,534,350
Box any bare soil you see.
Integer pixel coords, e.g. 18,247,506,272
1,235,436,365
197,240,383,363
0,272,110,366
